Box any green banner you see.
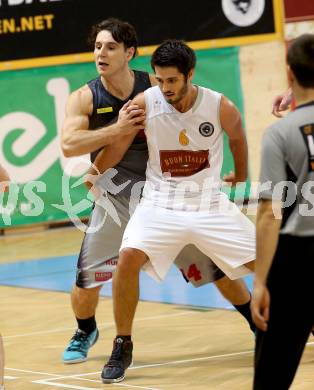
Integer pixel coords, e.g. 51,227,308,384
0,46,247,228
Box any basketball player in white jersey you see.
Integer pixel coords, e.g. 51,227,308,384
90,39,256,383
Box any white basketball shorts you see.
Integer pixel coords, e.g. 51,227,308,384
120,193,255,281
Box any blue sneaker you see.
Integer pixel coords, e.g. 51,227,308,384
62,328,99,364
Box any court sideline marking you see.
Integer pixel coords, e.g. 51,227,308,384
7,342,313,390
3,310,199,339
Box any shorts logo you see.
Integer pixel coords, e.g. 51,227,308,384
104,258,118,266
221,0,265,27
95,272,112,282
199,122,214,137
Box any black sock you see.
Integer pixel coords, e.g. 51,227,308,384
76,315,97,335
233,299,256,333
116,335,131,341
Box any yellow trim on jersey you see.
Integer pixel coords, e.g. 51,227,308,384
0,52,94,71
97,107,113,114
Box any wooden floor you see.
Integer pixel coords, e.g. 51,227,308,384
0,227,313,390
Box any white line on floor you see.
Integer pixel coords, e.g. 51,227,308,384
32,381,93,390
33,378,161,390
5,367,63,377
7,341,313,389
3,310,195,339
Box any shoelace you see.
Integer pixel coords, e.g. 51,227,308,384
67,331,90,352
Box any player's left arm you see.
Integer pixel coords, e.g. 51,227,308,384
251,199,282,330
220,95,248,185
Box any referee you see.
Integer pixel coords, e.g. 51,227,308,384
251,33,314,389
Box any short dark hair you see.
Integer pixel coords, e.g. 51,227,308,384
88,17,138,58
287,33,314,88
151,39,196,78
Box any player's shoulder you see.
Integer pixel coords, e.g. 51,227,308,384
219,94,239,115
132,91,146,108
67,84,93,115
70,84,92,103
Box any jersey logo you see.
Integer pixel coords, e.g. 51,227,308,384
160,150,210,177
299,123,314,171
97,106,113,114
199,122,214,137
179,129,189,146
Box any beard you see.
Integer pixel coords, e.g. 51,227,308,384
164,82,189,104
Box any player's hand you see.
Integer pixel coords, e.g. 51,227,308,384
117,100,146,135
222,171,236,186
222,171,246,187
271,89,293,118
251,279,270,331
84,167,102,201
0,166,10,192
0,180,10,192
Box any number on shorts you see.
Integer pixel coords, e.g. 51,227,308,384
187,263,202,281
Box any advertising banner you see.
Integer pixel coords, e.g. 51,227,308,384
0,0,283,70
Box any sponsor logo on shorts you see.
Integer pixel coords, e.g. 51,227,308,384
95,272,112,282
104,258,118,266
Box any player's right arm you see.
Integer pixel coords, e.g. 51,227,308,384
86,93,146,180
61,85,115,157
61,85,145,157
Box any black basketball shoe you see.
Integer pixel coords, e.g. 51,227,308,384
101,337,133,383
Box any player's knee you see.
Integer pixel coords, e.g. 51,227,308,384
72,284,100,302
118,248,147,272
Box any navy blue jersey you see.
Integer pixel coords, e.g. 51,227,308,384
87,70,151,195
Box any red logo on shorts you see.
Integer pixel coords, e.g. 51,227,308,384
95,272,112,282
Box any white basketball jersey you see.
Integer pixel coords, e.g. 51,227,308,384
142,85,223,209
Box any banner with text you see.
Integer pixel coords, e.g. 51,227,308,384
0,0,283,70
